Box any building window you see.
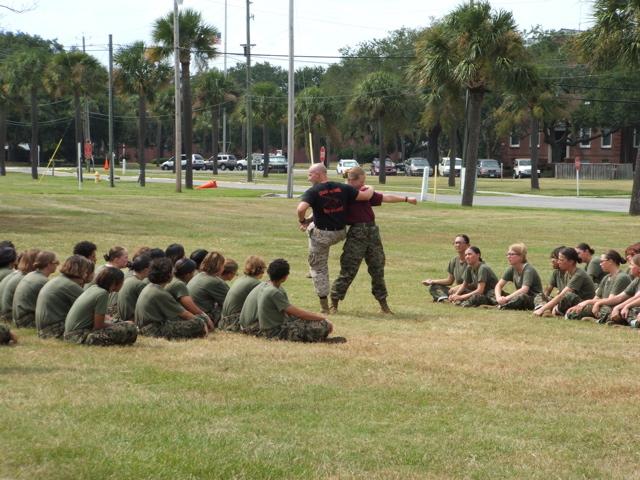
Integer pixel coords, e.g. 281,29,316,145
579,128,590,148
510,133,520,147
601,130,612,149
634,128,640,148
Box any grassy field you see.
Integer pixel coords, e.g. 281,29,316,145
1,172,640,479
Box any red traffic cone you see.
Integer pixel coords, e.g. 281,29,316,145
196,180,217,189
104,157,109,170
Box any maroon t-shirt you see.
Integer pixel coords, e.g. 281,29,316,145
346,191,383,225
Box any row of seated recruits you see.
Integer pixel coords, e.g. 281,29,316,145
0,240,345,346
423,234,640,327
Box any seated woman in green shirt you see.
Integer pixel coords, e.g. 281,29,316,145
164,258,213,331
135,258,210,340
220,255,266,332
187,251,229,327
533,246,567,309
533,247,596,317
449,246,500,307
64,267,137,346
1,248,40,323
495,243,543,311
13,250,59,328
601,254,640,326
565,250,631,321
0,246,17,284
36,255,94,339
117,255,150,322
422,234,470,302
575,243,606,287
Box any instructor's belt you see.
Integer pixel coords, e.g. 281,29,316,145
350,221,376,228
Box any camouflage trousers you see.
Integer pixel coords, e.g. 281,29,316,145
0,324,11,344
429,285,470,302
64,322,138,346
14,312,36,329
258,315,331,343
595,305,640,325
219,312,241,332
138,313,207,340
331,224,387,302
555,292,581,315
455,290,498,307
1,311,12,324
38,320,65,339
533,293,553,309
307,223,347,298
240,321,260,336
500,293,535,310
564,304,597,321
206,305,222,328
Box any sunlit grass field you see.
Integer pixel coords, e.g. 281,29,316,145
1,172,639,479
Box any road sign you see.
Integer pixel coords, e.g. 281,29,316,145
320,147,325,162
575,157,580,171
84,142,93,158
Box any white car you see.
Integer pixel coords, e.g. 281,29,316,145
336,159,360,174
513,158,541,179
439,157,462,177
161,154,205,171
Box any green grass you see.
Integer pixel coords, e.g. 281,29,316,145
1,173,639,479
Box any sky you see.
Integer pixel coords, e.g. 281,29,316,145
1,0,594,71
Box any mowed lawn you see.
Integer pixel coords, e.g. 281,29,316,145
1,173,639,479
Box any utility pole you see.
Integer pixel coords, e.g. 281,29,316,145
108,35,115,187
174,0,183,192
222,0,228,154
82,36,91,170
286,0,294,197
244,0,254,182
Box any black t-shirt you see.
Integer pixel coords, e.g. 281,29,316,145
301,181,360,229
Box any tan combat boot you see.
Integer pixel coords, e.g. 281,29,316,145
319,297,330,314
379,298,394,314
329,298,339,314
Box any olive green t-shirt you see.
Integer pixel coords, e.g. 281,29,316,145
65,285,108,333
35,275,84,330
257,284,292,331
549,269,568,291
0,267,12,284
165,277,190,302
463,262,499,293
1,270,25,315
117,275,147,322
135,283,185,327
239,282,268,328
188,273,229,313
585,259,606,284
566,267,596,300
221,276,261,318
501,264,543,296
596,271,632,299
12,270,49,319
447,256,468,285
623,277,640,297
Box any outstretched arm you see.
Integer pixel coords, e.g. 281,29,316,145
381,194,417,205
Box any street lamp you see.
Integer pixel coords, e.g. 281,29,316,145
174,0,183,192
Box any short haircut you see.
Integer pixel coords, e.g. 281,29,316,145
103,246,127,263
244,255,266,277
165,243,185,265
455,234,470,245
73,241,97,259
222,258,239,276
33,250,57,269
559,247,581,264
17,248,41,274
147,248,166,260
60,255,93,279
0,240,15,249
148,258,173,284
174,258,197,278
189,249,208,268
200,251,225,275
95,266,125,292
130,255,151,272
0,246,17,268
267,258,289,282
631,254,640,268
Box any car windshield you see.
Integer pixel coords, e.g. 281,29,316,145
270,156,286,163
412,159,427,166
518,159,531,166
385,160,394,167
443,158,462,166
344,160,358,166
481,160,500,168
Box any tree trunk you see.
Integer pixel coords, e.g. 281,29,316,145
448,120,457,187
211,106,219,175
156,122,162,165
182,61,193,189
262,124,269,178
461,91,483,207
138,94,147,187
30,87,38,180
629,148,640,215
74,90,83,181
378,112,386,184
0,104,6,176
529,113,540,190
427,123,441,174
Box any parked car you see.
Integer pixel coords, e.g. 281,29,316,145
237,154,264,171
336,159,360,174
205,154,237,171
161,154,206,171
370,159,397,176
393,159,405,173
404,157,433,177
477,159,502,178
236,158,247,170
513,158,541,179
439,157,462,177
266,155,288,173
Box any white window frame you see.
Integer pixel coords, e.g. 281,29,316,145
634,128,640,148
601,130,612,149
579,128,590,148
510,133,520,147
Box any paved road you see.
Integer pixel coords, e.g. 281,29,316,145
7,167,631,213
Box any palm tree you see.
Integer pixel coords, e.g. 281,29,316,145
194,69,239,175
149,8,219,189
0,73,20,176
252,82,286,178
348,71,407,184
412,2,534,206
44,51,108,171
114,41,172,186
577,0,640,215
6,48,52,179
294,86,340,167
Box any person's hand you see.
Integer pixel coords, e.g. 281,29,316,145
422,279,432,286
449,294,460,302
551,306,560,316
621,306,630,318
497,296,507,305
592,304,600,316
408,197,417,205
9,331,18,343
533,309,543,317
568,304,583,315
